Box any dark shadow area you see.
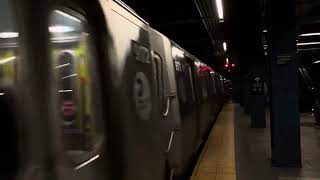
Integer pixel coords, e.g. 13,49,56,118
234,104,320,180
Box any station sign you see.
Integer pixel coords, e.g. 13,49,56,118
251,76,264,95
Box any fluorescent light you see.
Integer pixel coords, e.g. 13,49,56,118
298,47,320,51
55,63,70,69
263,29,268,33
58,90,73,93
215,0,224,20
313,60,320,64
0,56,16,65
74,154,100,171
223,42,227,51
226,58,229,64
49,25,74,33
62,74,77,79
297,42,320,46
54,10,81,23
299,33,320,37
0,93,5,96
0,32,19,38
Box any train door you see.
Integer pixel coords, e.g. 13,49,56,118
106,2,168,179
172,46,198,167
0,1,57,179
0,1,20,179
45,2,109,179
191,62,211,143
149,30,181,179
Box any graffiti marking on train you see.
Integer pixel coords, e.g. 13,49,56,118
133,72,152,120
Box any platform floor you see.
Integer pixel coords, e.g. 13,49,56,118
190,103,236,180
191,103,320,180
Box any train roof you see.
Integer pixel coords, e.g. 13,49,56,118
112,0,149,26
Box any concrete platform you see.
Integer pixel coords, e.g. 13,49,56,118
191,103,320,180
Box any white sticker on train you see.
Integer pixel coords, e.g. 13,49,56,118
133,72,152,120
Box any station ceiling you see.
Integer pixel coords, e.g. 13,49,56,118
122,0,320,75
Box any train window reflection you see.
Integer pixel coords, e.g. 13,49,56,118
0,0,19,178
49,9,103,169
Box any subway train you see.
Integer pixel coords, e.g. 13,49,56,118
0,0,226,179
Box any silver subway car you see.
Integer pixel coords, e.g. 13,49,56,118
0,0,226,179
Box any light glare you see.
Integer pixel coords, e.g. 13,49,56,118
297,42,320,46
299,33,320,37
0,56,16,65
313,60,320,64
223,42,227,51
0,32,19,38
54,10,81,22
215,0,224,20
49,25,74,33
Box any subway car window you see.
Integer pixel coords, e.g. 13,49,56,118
49,9,104,175
0,0,19,179
175,60,194,114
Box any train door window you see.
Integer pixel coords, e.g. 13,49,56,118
175,60,194,114
0,0,19,179
153,52,165,112
200,74,208,101
49,8,104,176
211,73,217,95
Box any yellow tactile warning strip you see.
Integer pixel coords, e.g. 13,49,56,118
190,104,236,180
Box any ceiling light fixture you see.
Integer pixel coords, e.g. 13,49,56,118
215,0,224,20
297,42,320,46
0,32,19,38
299,33,320,37
223,42,227,51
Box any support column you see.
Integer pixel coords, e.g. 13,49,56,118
268,0,301,167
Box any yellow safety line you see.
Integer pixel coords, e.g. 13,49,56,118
190,104,236,180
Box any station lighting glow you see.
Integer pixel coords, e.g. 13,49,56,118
231,63,235,67
0,32,19,38
224,64,229,68
215,0,224,20
263,29,268,33
226,58,229,64
49,25,75,33
297,42,320,46
0,56,16,65
299,32,320,37
223,42,227,51
54,10,81,22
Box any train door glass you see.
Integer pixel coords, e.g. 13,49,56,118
49,9,104,178
0,0,19,179
175,60,194,114
211,73,217,96
153,52,165,112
